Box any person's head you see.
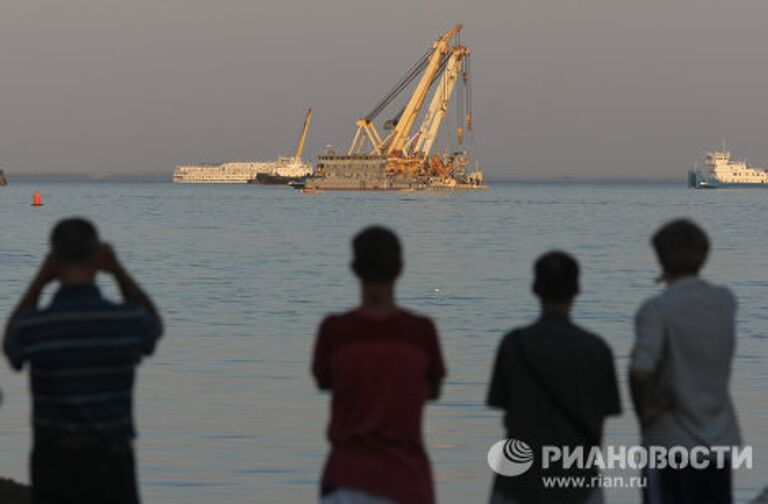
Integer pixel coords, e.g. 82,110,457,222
532,251,580,306
652,219,709,280
50,218,100,280
351,226,402,285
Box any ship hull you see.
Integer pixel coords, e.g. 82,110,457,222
304,176,428,192
689,170,768,189
172,179,253,184
251,173,307,185
695,181,768,189
305,153,485,192
304,184,423,191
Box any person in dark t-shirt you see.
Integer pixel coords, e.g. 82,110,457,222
312,226,446,504
487,251,621,504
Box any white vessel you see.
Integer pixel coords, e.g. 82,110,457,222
689,149,768,188
173,161,276,183
173,109,313,184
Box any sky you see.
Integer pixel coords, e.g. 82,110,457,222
2,0,768,180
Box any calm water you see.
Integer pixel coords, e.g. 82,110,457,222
0,181,766,503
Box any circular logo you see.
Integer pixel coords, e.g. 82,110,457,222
487,438,534,477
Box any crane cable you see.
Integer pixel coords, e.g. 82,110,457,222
388,52,451,127
466,53,482,171
364,48,432,122
458,53,482,172
456,54,465,144
465,55,472,131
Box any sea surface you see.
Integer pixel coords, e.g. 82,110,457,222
0,181,766,503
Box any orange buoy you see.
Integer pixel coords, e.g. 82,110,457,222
32,191,43,207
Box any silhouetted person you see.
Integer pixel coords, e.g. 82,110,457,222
312,226,446,504
630,219,740,504
4,218,163,504
487,251,621,504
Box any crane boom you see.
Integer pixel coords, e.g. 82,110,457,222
413,46,468,156
386,24,463,155
294,108,312,161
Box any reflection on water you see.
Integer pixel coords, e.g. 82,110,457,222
0,181,765,503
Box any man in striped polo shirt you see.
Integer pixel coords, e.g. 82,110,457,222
4,218,163,504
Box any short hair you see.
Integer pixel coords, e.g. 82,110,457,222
352,226,402,283
533,251,579,302
50,218,100,265
652,219,709,277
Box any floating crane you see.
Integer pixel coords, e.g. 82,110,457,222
347,24,473,177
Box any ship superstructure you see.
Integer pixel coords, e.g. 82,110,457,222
689,149,768,188
304,24,486,191
173,162,275,183
252,109,314,185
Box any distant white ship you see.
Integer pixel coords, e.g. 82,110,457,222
173,109,313,184
173,161,276,184
689,148,768,188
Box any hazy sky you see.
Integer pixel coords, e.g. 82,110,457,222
2,0,768,180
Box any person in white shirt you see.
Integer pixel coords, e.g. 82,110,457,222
630,219,740,504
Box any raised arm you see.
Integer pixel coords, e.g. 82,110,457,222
5,255,57,336
4,255,57,369
99,243,163,332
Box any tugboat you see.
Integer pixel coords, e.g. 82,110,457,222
689,148,768,188
250,109,313,185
